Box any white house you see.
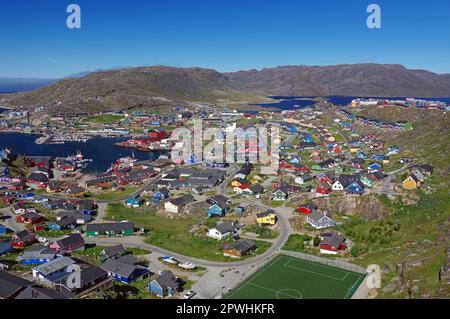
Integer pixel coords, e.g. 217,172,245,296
207,222,237,240
294,176,304,184
164,195,195,213
331,175,352,191
307,211,336,229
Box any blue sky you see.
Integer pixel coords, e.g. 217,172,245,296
0,0,449,78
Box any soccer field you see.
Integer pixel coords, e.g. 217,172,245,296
226,254,365,299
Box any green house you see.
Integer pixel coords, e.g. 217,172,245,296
86,222,134,237
360,175,374,187
271,189,288,201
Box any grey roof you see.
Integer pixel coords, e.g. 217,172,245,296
226,239,257,253
336,175,354,188
54,216,77,228
86,222,134,233
116,254,138,265
321,232,345,248
18,246,57,261
169,194,195,207
55,266,109,293
0,241,12,254
13,230,35,242
103,244,127,259
214,221,236,235
33,257,75,276
101,258,143,278
56,234,84,250
0,269,33,299
154,270,180,290
249,184,265,193
14,286,68,299
308,211,334,224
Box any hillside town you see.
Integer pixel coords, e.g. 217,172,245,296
0,95,446,300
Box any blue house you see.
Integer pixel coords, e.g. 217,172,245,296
304,135,313,143
0,167,9,177
203,161,228,168
152,188,170,203
0,224,11,234
289,157,300,163
151,119,161,126
148,270,181,297
342,122,351,128
287,125,297,133
48,216,77,231
368,163,383,173
356,151,366,159
19,192,35,200
372,154,385,161
17,247,58,266
101,258,149,284
0,241,13,255
386,146,400,156
346,181,365,195
207,202,229,218
125,196,144,208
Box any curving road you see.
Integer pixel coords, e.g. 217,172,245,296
85,199,293,268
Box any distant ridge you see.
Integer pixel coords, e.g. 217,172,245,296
2,63,450,112
225,64,450,97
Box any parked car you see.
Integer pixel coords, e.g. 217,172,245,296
162,256,178,265
183,290,196,299
37,236,48,244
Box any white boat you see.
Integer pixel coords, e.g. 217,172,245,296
178,262,196,270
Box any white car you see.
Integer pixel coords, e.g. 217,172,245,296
37,237,48,244
183,290,196,299
178,262,196,270
162,256,178,265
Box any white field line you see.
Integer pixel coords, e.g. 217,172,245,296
344,274,363,299
247,283,302,299
227,255,285,298
283,258,349,281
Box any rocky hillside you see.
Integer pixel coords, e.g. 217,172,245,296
2,66,237,113
2,64,450,113
226,64,450,97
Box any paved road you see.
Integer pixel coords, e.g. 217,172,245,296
0,207,25,232
86,194,294,268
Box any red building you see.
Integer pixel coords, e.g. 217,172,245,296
11,230,36,248
315,183,331,197
16,212,46,225
149,130,167,141
296,204,317,215
319,233,347,255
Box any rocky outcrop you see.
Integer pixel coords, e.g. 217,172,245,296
311,195,390,220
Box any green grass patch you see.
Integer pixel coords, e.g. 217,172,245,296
86,114,124,124
105,203,272,262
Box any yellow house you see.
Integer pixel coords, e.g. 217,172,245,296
350,148,359,153
256,210,277,225
251,175,263,185
230,180,243,187
403,175,419,189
